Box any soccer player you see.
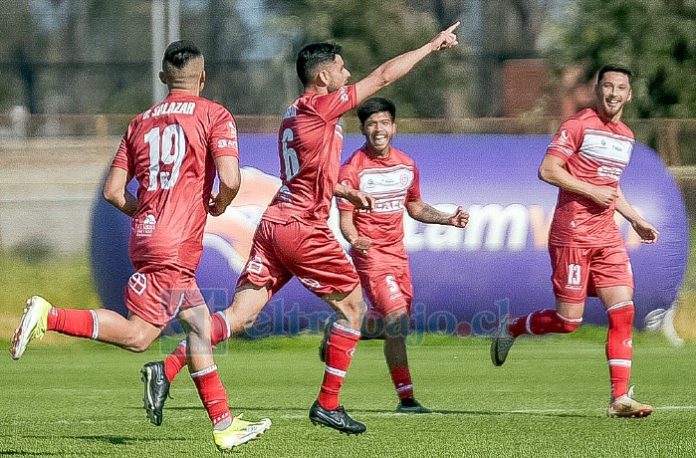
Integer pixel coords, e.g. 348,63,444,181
143,23,461,435
333,97,468,413
490,64,659,418
10,40,271,451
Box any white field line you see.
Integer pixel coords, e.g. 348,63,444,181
3,406,695,426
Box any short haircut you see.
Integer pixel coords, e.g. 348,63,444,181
163,40,202,70
296,43,342,86
597,64,633,84
357,97,397,125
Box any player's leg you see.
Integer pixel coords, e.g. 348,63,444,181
491,245,587,366
177,301,271,451
310,286,367,434
161,285,271,383
11,295,161,359
593,246,652,418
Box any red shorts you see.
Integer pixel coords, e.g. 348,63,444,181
125,263,206,328
549,244,634,303
358,264,413,317
236,219,360,297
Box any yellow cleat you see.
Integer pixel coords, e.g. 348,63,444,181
11,296,52,360
213,415,272,451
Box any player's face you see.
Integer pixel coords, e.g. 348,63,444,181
361,111,395,154
596,71,632,119
325,55,351,92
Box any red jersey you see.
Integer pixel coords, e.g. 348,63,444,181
111,91,239,270
546,108,635,247
338,146,421,270
262,85,358,224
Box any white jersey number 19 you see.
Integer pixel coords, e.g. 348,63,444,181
145,124,186,191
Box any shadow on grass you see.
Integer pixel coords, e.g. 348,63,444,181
160,405,595,419
16,435,187,445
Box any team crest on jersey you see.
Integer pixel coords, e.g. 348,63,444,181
128,272,147,296
339,87,349,103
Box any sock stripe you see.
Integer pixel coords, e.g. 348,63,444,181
332,322,361,337
608,358,632,367
607,301,634,312
396,384,414,394
215,311,231,340
324,365,346,378
89,310,99,340
556,313,583,323
190,364,218,379
525,312,535,335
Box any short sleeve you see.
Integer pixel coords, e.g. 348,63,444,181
208,106,239,159
110,127,133,175
312,85,358,121
546,118,583,162
406,164,421,202
337,162,359,211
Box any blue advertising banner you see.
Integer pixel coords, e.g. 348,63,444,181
90,134,688,335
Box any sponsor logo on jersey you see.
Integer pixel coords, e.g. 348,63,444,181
136,214,157,237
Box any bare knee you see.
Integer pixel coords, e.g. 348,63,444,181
384,311,409,339
124,331,156,352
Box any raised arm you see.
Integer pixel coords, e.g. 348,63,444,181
103,167,138,217
538,154,618,208
355,22,460,104
405,199,468,227
615,186,659,243
208,155,241,216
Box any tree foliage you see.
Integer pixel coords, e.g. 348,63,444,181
552,0,696,118
267,0,465,117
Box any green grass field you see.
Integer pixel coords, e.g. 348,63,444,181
1,329,695,457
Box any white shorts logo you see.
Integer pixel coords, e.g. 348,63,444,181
128,272,147,296
246,255,264,275
299,277,321,290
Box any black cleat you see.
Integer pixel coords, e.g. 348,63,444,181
396,397,431,414
309,400,366,435
141,361,170,426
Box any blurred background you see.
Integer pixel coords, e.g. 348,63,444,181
0,0,694,340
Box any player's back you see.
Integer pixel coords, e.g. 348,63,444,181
547,108,635,247
263,85,357,225
114,92,238,269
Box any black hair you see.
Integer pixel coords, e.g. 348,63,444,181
357,97,396,125
296,42,342,86
163,40,202,69
597,64,633,84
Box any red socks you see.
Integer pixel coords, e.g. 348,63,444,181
390,366,414,400
606,301,634,399
508,309,582,338
164,311,230,382
47,308,97,339
318,322,360,410
190,365,231,428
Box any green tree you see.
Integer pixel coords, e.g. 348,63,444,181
267,0,467,118
551,0,696,118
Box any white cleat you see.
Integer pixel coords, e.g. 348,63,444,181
490,315,515,366
213,415,272,451
608,386,653,418
10,296,53,360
